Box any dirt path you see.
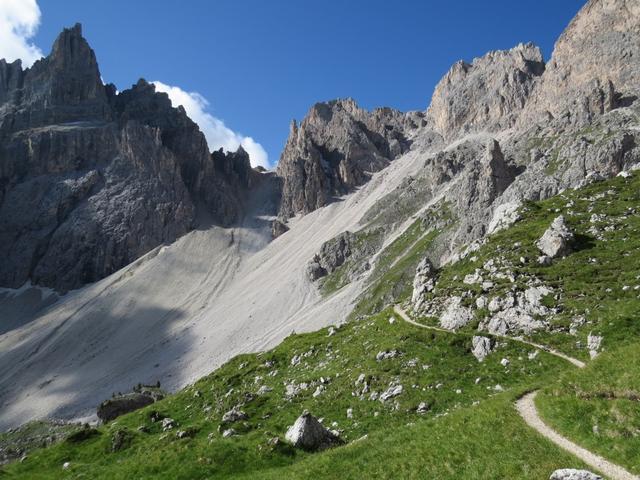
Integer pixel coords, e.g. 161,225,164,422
517,392,639,480
394,305,637,479
392,305,585,368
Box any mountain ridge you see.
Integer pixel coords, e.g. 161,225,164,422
0,0,639,448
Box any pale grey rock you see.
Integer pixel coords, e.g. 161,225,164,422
379,384,403,402
411,257,436,309
486,308,546,336
161,418,176,431
427,43,544,140
587,332,603,359
520,0,640,128
285,411,341,450
536,216,574,258
476,296,488,309
487,201,522,234
257,385,272,395
439,296,474,330
471,336,493,362
464,272,482,285
549,469,602,480
538,255,553,266
524,286,552,311
376,350,399,361
222,407,248,423
277,98,421,217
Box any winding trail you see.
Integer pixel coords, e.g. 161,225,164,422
517,392,639,480
393,305,638,480
392,305,585,368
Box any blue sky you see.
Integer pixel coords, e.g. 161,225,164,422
10,0,586,167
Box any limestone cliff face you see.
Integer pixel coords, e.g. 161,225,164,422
426,43,545,141
0,24,255,292
519,0,640,126
276,98,424,217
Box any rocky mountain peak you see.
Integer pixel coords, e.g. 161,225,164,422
518,0,640,126
49,23,94,67
0,22,110,131
34,21,105,105
276,98,418,218
427,42,545,141
0,24,259,292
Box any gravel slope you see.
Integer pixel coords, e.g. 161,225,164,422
0,137,433,430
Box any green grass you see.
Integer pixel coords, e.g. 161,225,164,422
352,226,440,317
414,172,640,360
537,342,640,475
1,308,571,479
0,421,84,465
243,394,590,480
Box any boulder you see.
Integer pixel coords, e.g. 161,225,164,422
376,350,399,361
439,296,474,330
271,219,289,239
222,407,248,423
285,411,341,451
587,332,603,359
536,216,574,258
549,469,602,480
471,336,493,362
379,384,403,402
97,392,156,422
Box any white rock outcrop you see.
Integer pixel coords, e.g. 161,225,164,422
587,332,603,359
412,258,436,310
536,216,574,258
439,296,474,330
487,201,522,234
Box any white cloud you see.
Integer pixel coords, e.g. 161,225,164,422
152,81,269,168
0,0,44,67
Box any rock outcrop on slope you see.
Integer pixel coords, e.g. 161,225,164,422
276,98,425,218
0,24,259,292
427,43,545,141
519,0,640,127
